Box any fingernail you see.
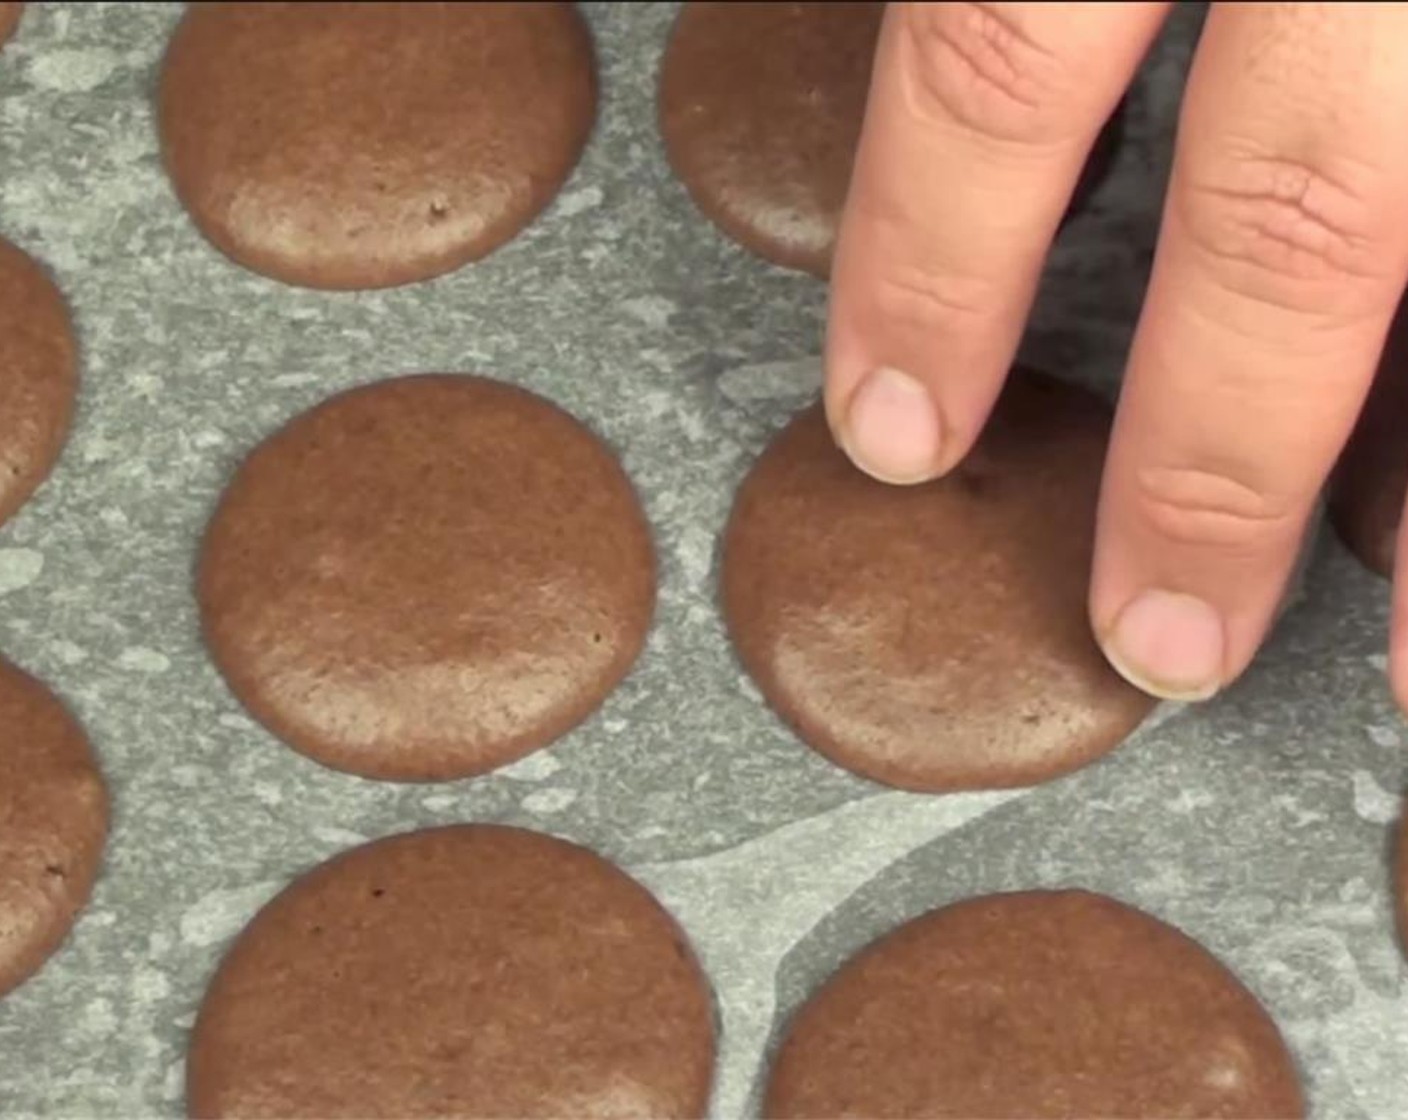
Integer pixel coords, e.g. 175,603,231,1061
839,366,943,485
1101,590,1225,702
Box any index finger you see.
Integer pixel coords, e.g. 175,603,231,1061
825,1,1167,484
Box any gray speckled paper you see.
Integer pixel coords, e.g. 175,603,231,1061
0,3,1404,1118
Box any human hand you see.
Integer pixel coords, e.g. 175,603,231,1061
825,2,1408,704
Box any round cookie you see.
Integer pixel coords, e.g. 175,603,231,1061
158,2,597,290
0,236,78,530
1329,306,1408,578
0,3,21,46
658,2,1122,278
0,657,109,1000
721,369,1155,792
765,890,1305,1120
197,374,655,782
186,825,716,1119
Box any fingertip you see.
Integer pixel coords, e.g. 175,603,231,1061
834,365,945,485
1097,588,1226,702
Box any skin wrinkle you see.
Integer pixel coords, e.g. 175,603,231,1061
1130,464,1304,554
900,2,1057,127
826,1,1157,486
1176,152,1388,316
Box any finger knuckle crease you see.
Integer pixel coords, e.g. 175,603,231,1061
1180,154,1383,316
869,261,993,329
899,1,1063,143
1134,465,1298,551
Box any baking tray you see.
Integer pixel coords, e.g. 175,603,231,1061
0,3,1404,1117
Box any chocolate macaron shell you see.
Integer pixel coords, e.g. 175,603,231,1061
159,2,597,290
765,890,1305,1119
186,825,717,1119
197,374,656,782
0,657,109,1000
0,236,79,531
722,368,1155,792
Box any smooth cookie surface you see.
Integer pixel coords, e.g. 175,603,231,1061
187,825,716,1119
0,236,78,530
0,657,108,1000
765,890,1305,1119
723,369,1154,791
159,2,597,289
198,374,656,782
